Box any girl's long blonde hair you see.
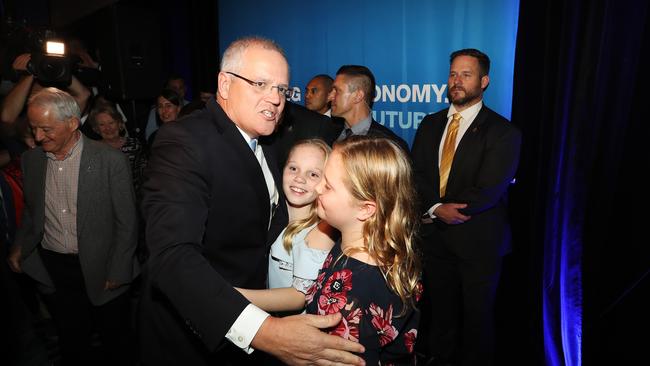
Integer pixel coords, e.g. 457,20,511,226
334,136,421,313
282,139,332,252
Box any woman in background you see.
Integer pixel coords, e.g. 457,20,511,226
88,104,146,199
147,88,182,147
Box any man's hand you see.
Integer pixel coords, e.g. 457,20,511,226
434,203,471,225
252,312,366,366
104,280,121,290
7,244,22,273
76,50,99,69
12,53,31,72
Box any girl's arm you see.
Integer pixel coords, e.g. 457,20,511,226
235,287,306,312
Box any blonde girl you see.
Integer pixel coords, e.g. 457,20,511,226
305,136,422,364
237,139,337,311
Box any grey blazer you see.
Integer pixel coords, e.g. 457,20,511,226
16,136,139,306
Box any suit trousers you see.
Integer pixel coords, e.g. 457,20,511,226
418,230,503,366
39,247,133,366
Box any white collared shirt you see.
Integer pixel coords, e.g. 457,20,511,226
437,101,483,166
427,100,483,219
235,127,279,220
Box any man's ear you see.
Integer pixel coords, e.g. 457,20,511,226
481,75,490,90
353,89,365,105
68,117,80,131
217,72,231,100
357,200,377,221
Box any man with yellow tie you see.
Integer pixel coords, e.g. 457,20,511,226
411,49,521,366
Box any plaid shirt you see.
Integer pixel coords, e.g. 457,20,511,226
42,134,83,254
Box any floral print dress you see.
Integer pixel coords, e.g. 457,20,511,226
305,244,421,365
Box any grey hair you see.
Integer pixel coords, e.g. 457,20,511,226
220,36,288,74
28,87,81,121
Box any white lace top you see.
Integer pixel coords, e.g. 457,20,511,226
267,223,330,293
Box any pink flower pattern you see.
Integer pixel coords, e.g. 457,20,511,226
304,245,419,364
317,269,353,314
305,282,317,304
329,307,362,342
306,272,327,305
415,281,424,303
368,303,399,346
317,290,348,315
404,329,417,353
322,253,333,269
322,269,353,294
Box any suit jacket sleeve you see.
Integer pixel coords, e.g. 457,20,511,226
15,151,44,261
106,151,138,284
142,123,250,351
410,116,440,213
455,123,522,216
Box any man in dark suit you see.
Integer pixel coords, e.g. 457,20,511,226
304,74,334,116
328,65,409,151
263,101,341,167
138,37,364,366
411,49,521,366
7,87,139,365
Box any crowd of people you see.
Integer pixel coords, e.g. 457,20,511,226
1,35,520,366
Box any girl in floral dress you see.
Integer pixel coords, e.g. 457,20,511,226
305,136,422,365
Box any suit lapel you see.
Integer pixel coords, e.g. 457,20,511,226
76,137,97,235
209,101,270,215
263,143,284,224
431,111,448,176
220,116,271,223
263,144,283,200
326,117,345,144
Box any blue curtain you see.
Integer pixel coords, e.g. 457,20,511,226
513,0,650,364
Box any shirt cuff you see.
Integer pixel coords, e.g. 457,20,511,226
225,304,270,354
428,203,443,219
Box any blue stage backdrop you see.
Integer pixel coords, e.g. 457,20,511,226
218,0,519,146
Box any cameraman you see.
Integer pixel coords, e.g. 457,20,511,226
0,53,91,125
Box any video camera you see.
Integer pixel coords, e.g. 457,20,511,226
1,19,98,87
27,38,72,86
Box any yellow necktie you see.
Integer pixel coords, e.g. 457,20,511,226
439,113,461,197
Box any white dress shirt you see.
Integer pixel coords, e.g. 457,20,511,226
427,101,483,218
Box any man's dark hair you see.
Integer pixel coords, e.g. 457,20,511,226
158,88,182,107
166,72,185,84
179,100,206,118
450,48,491,77
311,74,333,91
336,65,376,107
312,74,333,84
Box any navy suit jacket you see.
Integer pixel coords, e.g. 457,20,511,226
264,101,340,167
139,98,288,365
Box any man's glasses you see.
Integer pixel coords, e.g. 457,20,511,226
225,72,294,98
